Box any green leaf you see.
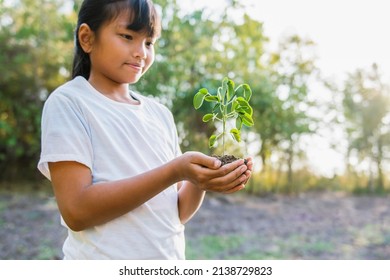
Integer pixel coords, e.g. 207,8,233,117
221,77,228,101
227,79,235,101
209,134,217,148
240,112,254,126
236,97,250,107
235,97,253,115
232,98,239,112
235,107,248,115
199,88,209,95
217,87,222,101
236,117,243,130
238,106,253,116
242,84,252,101
212,103,219,113
205,95,220,102
193,92,206,109
246,105,253,116
202,113,214,122
230,128,241,142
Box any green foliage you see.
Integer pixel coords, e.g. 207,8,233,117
186,234,245,259
186,233,335,260
258,35,319,191
339,64,390,192
0,0,75,179
193,77,254,154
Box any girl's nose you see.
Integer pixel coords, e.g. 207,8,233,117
134,43,147,59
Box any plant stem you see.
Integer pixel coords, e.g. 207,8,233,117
221,102,228,156
222,114,226,156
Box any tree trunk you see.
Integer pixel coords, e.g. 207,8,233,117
376,137,384,192
286,142,294,194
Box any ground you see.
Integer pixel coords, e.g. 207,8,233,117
1,188,390,259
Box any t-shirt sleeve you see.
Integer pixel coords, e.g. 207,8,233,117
37,93,93,180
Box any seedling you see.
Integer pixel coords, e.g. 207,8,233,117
193,77,254,160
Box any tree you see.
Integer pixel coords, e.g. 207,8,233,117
341,64,390,192
0,0,75,179
264,35,320,193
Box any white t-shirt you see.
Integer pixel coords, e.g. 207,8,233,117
38,76,185,260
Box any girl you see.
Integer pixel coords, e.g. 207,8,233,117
38,0,253,260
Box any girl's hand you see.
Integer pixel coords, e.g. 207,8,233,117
243,157,253,185
177,151,249,194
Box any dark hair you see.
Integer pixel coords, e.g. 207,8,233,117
72,0,161,80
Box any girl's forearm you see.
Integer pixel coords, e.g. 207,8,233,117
50,158,183,231
177,181,206,224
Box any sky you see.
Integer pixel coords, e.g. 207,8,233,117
245,0,390,176
183,0,390,79
243,0,390,80
182,0,390,176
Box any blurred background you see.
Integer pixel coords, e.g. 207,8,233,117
1,0,390,259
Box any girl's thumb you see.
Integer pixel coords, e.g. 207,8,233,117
193,153,221,169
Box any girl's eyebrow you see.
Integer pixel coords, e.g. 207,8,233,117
117,23,145,33
116,23,156,39
116,23,132,30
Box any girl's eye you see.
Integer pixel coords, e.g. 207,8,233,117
121,34,133,40
146,41,155,47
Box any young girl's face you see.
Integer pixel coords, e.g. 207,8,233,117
88,11,156,85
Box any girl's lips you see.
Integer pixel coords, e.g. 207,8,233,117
125,63,144,72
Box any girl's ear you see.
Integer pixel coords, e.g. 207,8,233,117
78,23,94,53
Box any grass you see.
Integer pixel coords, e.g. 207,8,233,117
278,235,334,259
186,225,390,260
186,235,245,259
186,234,335,260
36,244,60,260
0,200,7,227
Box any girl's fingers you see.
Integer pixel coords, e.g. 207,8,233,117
243,170,252,185
222,184,245,194
187,152,221,170
193,156,246,181
207,165,248,191
216,159,246,176
245,157,253,171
